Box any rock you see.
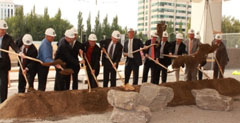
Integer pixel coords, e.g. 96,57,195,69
107,89,139,110
110,105,152,123
138,83,174,111
192,88,233,111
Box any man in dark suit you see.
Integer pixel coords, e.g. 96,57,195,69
69,28,84,90
54,29,79,91
155,31,171,84
16,34,38,93
123,28,143,85
142,32,159,83
212,34,229,79
82,34,101,88
170,33,187,81
0,20,23,103
100,30,123,87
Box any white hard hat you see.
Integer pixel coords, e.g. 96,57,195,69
65,29,75,39
188,29,195,34
128,28,134,32
22,34,33,45
162,31,168,38
0,20,8,29
45,28,56,37
112,30,121,39
176,33,183,39
71,27,78,34
215,34,222,40
195,33,201,40
88,34,97,41
151,32,159,38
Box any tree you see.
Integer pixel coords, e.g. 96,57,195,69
94,11,102,41
77,11,84,42
86,13,92,39
222,16,240,33
167,21,175,42
102,15,111,39
111,15,120,32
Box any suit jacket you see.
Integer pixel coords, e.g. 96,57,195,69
170,41,187,55
83,42,101,75
0,34,20,70
100,39,123,69
184,38,201,55
143,39,159,63
16,38,38,74
55,39,79,70
123,38,143,66
156,41,171,66
212,40,229,67
72,40,84,71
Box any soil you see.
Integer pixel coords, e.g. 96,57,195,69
0,78,239,119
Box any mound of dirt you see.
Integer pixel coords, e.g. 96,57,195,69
0,78,240,119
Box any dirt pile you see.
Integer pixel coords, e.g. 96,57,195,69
0,78,240,119
172,44,218,68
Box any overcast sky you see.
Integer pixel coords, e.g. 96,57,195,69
12,0,240,30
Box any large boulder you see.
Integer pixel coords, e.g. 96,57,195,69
192,88,233,111
110,105,152,123
138,83,174,111
107,89,139,110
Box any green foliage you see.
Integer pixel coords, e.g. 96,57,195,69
94,11,102,41
77,11,84,42
101,15,111,39
86,13,92,39
222,16,240,33
167,21,175,42
6,7,73,41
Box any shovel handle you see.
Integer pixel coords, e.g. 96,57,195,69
0,48,43,64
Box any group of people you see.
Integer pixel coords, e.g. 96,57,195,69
0,19,229,103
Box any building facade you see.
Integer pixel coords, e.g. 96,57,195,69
137,0,191,37
0,0,21,20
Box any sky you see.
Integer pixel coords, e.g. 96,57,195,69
12,0,240,30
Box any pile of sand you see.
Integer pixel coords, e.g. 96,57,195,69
0,78,240,119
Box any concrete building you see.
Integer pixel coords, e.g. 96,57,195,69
137,0,191,37
0,0,22,20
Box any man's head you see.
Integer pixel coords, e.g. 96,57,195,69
215,34,222,44
70,27,78,40
151,32,158,42
188,29,195,39
0,20,8,37
64,29,75,43
176,33,183,44
111,30,121,44
128,28,134,39
162,31,168,42
45,28,56,42
22,34,33,48
88,34,97,47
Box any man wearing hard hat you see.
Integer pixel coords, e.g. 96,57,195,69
0,20,23,103
16,34,38,93
123,28,143,85
54,29,79,91
37,28,60,91
212,34,229,79
100,30,123,87
170,33,187,81
184,29,201,81
57,27,84,90
142,32,159,83
155,31,171,84
81,34,101,88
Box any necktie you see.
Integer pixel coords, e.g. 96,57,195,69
22,47,27,69
189,40,193,54
109,44,114,59
151,44,155,59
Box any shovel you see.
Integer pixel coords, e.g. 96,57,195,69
102,48,135,91
0,48,65,67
